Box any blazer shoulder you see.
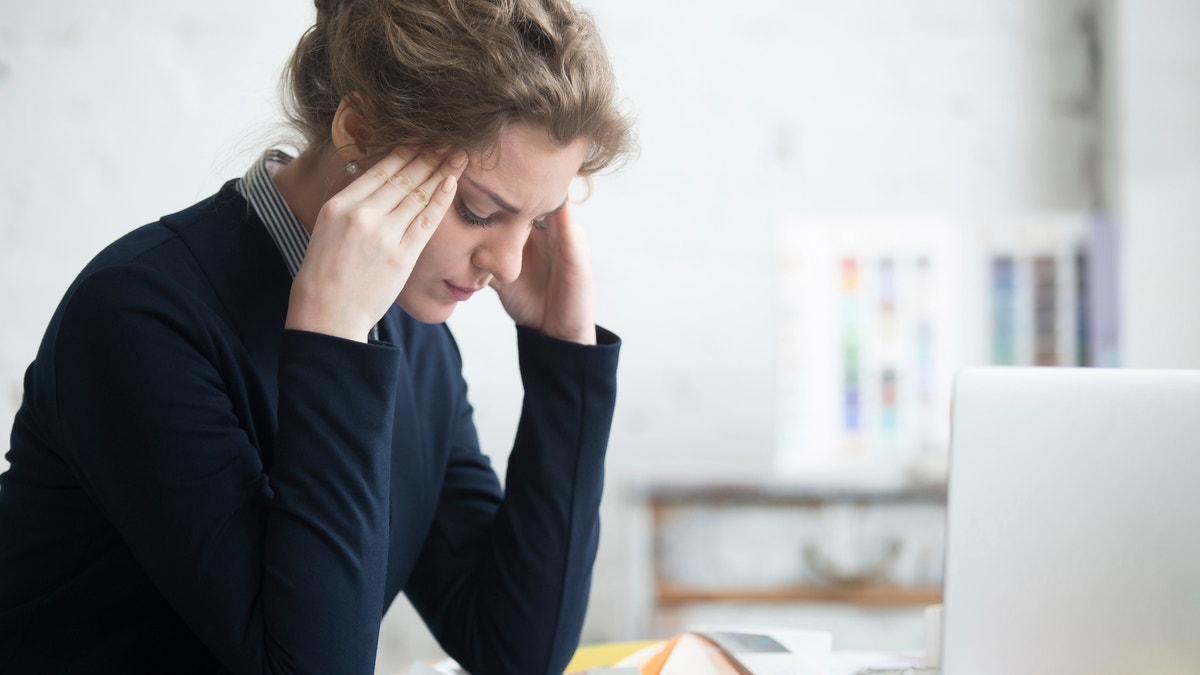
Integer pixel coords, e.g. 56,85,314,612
74,181,248,286
51,181,270,344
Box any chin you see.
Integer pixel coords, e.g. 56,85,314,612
397,297,457,324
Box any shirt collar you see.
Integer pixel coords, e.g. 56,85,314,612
235,149,309,279
236,150,382,342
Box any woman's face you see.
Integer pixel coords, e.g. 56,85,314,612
397,124,589,323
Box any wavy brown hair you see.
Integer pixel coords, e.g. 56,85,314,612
283,0,635,175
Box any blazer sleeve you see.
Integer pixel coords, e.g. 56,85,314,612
52,265,398,674
406,324,620,675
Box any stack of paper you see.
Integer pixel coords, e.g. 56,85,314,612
411,628,933,675
570,627,832,675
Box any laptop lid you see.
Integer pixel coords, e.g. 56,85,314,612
942,367,1200,675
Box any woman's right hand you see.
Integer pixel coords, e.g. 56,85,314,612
285,148,467,342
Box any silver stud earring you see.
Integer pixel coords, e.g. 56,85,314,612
345,160,359,175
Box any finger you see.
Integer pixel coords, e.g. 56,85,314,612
384,151,466,223
353,152,443,214
334,146,419,202
545,202,591,269
391,164,462,264
542,202,576,246
546,201,570,232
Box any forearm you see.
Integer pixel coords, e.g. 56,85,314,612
256,329,399,673
414,326,619,674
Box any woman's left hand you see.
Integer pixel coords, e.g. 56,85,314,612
491,203,597,345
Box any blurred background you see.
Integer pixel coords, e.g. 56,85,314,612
1,0,1197,672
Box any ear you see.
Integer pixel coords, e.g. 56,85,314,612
330,95,372,162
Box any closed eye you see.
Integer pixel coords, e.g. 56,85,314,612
457,198,552,231
455,200,495,228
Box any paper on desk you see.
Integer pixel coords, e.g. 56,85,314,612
566,640,663,672
826,650,928,675
609,639,670,668
409,632,841,675
411,657,641,675
689,625,832,675
657,633,743,675
407,659,467,675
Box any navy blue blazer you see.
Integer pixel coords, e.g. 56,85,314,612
0,180,620,674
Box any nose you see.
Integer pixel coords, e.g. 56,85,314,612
472,225,528,284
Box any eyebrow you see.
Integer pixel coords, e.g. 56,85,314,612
463,178,567,218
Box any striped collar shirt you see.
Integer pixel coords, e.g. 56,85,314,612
236,150,380,341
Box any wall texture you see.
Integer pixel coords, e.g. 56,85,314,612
1110,0,1200,367
2,0,1192,672
572,0,1101,647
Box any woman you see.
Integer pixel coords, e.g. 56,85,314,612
0,0,634,672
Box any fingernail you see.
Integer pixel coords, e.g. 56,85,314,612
441,174,457,193
450,152,468,168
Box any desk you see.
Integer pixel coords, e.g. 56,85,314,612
564,636,932,674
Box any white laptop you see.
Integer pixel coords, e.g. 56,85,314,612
941,367,1200,675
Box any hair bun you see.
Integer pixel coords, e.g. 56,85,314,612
314,0,346,17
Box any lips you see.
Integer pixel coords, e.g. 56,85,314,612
444,281,482,302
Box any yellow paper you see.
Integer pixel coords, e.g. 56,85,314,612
565,640,663,672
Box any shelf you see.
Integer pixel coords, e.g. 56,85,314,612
636,479,947,508
656,583,942,608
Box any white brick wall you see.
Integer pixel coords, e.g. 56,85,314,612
577,0,1104,651
2,0,1195,671
0,0,313,454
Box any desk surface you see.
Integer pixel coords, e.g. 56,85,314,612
563,639,930,675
